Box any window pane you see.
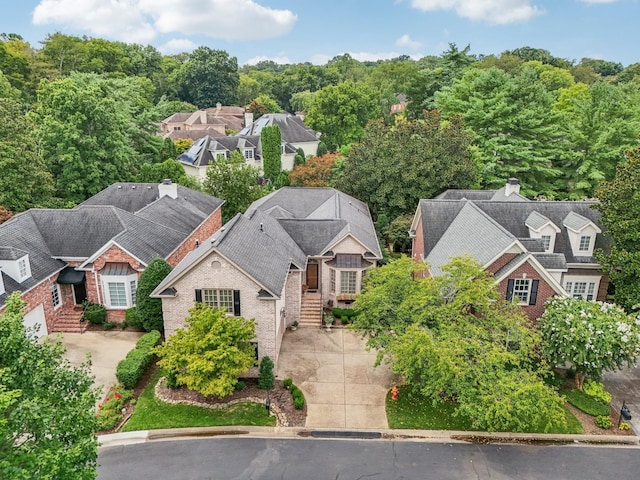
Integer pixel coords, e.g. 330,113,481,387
541,235,551,250
218,289,234,314
19,259,27,277
108,282,127,307
50,283,61,307
340,271,357,294
203,289,217,307
130,280,137,305
579,236,591,251
513,279,531,304
330,269,336,293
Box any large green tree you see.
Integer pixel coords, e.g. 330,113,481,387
0,98,55,212
540,297,640,390
305,80,380,151
155,304,256,397
202,151,268,222
336,110,475,220
136,257,173,332
176,47,239,108
595,139,640,312
436,66,565,197
31,72,158,203
0,292,99,479
353,256,566,432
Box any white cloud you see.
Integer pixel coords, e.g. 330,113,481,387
395,34,421,49
578,0,618,3
33,0,297,43
245,55,292,66
408,0,544,24
158,38,198,54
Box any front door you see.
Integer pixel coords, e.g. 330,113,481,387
306,263,319,290
73,282,87,305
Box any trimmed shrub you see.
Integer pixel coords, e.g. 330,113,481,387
292,389,305,409
595,415,613,429
235,380,246,391
583,380,612,405
564,389,610,417
125,307,143,329
258,356,275,390
115,331,161,389
283,378,293,389
83,303,106,324
104,321,117,331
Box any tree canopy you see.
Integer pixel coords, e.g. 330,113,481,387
0,292,99,479
336,110,475,220
155,304,256,397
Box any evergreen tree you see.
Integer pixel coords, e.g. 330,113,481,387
260,125,282,180
136,257,172,332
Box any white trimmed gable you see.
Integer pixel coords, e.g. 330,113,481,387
0,252,32,283
525,211,561,253
563,211,602,257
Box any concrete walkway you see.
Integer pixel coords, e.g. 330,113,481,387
603,362,640,433
53,331,143,401
276,327,395,429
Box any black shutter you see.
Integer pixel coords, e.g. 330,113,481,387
195,289,202,303
506,279,515,301
233,290,241,316
529,280,539,305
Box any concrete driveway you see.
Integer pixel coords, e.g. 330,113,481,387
52,331,144,401
603,363,640,434
276,327,395,429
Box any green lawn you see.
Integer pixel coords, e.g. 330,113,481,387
386,385,583,434
563,388,610,417
122,370,276,432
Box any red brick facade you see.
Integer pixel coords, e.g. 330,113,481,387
166,208,222,267
486,253,519,275
411,217,430,278
496,260,558,321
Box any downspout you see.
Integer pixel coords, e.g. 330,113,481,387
94,269,102,305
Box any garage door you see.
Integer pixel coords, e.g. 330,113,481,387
23,304,48,338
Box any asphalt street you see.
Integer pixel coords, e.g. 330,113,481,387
98,437,640,480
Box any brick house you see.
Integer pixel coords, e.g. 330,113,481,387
0,180,223,336
410,179,608,321
152,187,381,370
177,113,320,181
160,103,247,141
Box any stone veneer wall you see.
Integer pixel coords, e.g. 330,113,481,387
161,252,278,371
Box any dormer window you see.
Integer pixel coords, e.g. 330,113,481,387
18,258,27,278
540,235,551,251
579,235,591,251
243,148,254,160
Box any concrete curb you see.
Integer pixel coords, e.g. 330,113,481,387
98,426,640,448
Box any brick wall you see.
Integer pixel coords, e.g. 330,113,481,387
160,251,278,371
496,261,558,321
166,207,223,267
486,253,519,275
411,217,429,278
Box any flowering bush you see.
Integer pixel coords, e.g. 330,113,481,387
96,384,133,431
540,297,640,390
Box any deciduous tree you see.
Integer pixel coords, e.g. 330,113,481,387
288,153,342,187
155,304,256,397
0,292,100,479
336,110,475,219
540,297,640,390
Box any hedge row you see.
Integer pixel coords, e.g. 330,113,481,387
283,377,305,410
116,330,161,389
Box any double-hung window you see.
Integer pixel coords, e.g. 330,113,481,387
203,289,234,314
340,271,357,294
101,264,138,308
540,235,551,251
512,279,531,304
330,269,336,293
51,283,61,308
579,235,591,251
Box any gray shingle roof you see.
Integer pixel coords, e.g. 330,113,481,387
525,210,553,231
426,201,516,275
533,253,568,270
177,135,261,168
248,187,382,258
0,184,222,305
563,211,593,232
238,113,318,144
0,246,29,260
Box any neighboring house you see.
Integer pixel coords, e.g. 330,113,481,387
0,180,223,336
152,187,382,370
410,178,608,320
160,103,247,141
177,113,320,181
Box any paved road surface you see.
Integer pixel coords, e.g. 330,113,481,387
98,437,640,480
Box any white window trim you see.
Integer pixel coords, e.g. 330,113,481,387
243,148,254,159
339,270,358,295
578,235,591,252
563,275,601,301
513,278,532,305
101,273,138,309
202,288,234,314
51,283,62,310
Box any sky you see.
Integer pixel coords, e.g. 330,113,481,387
1,0,638,67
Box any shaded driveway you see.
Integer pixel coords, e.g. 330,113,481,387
604,362,640,434
276,327,395,429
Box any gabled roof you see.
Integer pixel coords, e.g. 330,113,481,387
153,211,307,298
237,113,318,144
525,210,560,232
177,135,261,168
426,201,519,275
248,187,382,258
1,183,222,305
563,211,601,233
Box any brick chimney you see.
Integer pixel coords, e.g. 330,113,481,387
505,178,520,197
158,179,178,199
